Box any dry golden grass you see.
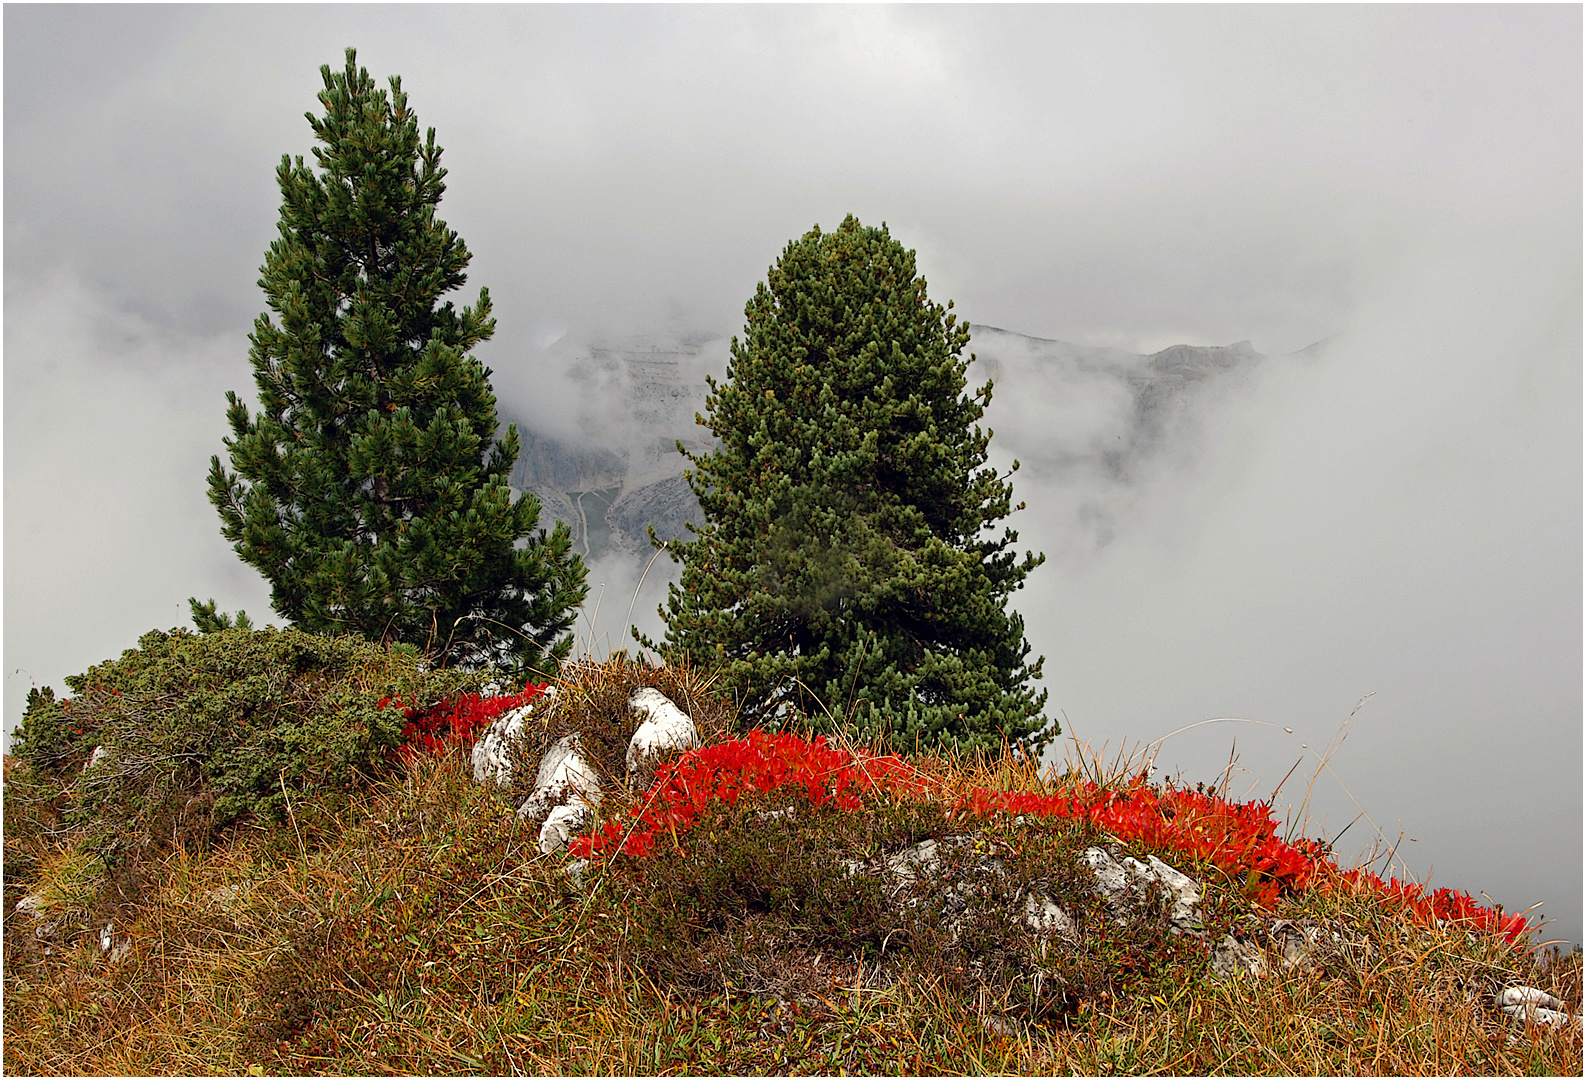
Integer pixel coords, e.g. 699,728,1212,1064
5,661,1580,1077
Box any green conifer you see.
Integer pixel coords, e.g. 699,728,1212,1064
207,49,586,676
648,215,1051,753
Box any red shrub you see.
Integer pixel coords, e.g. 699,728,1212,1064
383,682,549,763
390,685,1532,946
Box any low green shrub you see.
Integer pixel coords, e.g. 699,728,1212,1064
8,626,486,868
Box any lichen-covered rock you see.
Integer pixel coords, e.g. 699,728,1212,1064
1081,846,1204,936
625,687,699,777
1022,892,1078,940
472,686,556,787
1210,932,1267,979
1271,918,1320,972
516,732,602,853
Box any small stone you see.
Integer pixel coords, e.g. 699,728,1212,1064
1210,933,1266,979
884,838,945,884
201,884,244,912
1271,919,1318,972
1498,1002,1578,1031
537,802,593,855
1495,985,1578,1030
1022,893,1077,940
1496,986,1565,1012
982,1015,1020,1038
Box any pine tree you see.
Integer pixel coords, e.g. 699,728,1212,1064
207,49,586,676
647,215,1051,754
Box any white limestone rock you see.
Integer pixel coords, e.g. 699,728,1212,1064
625,687,699,776
472,686,556,787
98,921,131,963
1080,846,1204,936
516,732,602,854
1131,853,1204,935
84,745,109,771
1022,893,1078,941
538,803,594,856
1496,986,1578,1030
884,838,949,884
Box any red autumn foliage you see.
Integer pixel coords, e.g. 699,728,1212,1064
383,682,549,763
569,729,928,860
421,687,1532,945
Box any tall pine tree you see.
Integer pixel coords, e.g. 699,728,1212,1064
648,215,1051,753
208,49,586,676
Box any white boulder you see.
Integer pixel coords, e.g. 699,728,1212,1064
472,686,555,787
625,687,699,776
516,732,603,853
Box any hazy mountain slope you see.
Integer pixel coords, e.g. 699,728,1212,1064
504,326,1303,563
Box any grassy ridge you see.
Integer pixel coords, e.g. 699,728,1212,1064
3,655,1580,1076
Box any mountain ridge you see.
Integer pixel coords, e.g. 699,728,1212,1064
503,325,1299,562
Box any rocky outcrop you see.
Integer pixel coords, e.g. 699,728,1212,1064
484,686,701,856
846,834,1085,945
1080,846,1204,936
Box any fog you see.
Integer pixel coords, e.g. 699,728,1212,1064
5,7,1579,945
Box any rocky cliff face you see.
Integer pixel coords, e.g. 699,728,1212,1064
504,326,1294,564
504,333,720,561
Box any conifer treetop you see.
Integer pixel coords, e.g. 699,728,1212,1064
649,214,1050,754
207,49,587,677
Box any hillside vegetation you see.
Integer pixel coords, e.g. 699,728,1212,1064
4,638,1579,1076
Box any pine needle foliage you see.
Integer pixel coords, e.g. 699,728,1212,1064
646,215,1051,754
206,48,586,676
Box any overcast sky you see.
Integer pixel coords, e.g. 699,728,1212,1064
5,6,1580,944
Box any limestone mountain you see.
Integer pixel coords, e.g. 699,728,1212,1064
503,326,1301,564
